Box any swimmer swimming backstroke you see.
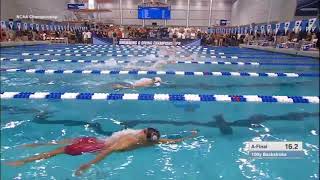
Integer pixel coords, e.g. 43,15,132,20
6,128,198,176
111,77,162,89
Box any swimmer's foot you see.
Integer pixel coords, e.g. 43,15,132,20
6,161,25,166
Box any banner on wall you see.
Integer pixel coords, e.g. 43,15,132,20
244,27,248,34
267,24,271,34
275,23,280,34
23,23,28,30
311,19,318,32
118,38,188,46
308,18,316,32
8,21,14,29
260,25,265,34
209,18,318,35
294,20,302,33
0,20,86,32
16,22,21,30
284,22,290,34
254,26,258,35
1,21,6,29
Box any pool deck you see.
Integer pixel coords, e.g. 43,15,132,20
0,41,51,47
240,44,319,59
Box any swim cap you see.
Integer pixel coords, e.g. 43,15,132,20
146,128,160,142
154,77,162,82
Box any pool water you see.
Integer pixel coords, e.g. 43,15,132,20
1,44,319,180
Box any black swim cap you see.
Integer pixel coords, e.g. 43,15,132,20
146,128,160,142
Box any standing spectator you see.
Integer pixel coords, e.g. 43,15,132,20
172,32,177,46
86,31,92,44
112,31,117,45
83,31,88,44
41,31,47,41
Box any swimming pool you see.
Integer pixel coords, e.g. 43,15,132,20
1,44,319,179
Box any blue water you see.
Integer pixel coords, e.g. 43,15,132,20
1,44,319,180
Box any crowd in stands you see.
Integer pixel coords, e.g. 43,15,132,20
0,27,91,44
1,22,319,50
93,25,319,50
241,30,320,50
93,25,204,40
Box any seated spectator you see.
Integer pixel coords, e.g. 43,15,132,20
0,28,8,41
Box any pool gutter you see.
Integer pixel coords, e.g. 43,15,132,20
0,41,51,47
239,44,319,59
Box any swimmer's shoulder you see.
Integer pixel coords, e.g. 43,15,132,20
136,78,152,82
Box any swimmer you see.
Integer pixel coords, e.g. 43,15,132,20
158,46,194,61
148,59,176,69
111,77,162,89
6,128,198,176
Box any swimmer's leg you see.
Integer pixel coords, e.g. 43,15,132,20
108,82,133,90
22,139,73,148
214,115,233,135
185,55,193,60
6,147,65,166
112,84,129,89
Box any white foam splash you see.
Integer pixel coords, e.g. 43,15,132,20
1,120,29,130
310,130,318,135
109,118,122,125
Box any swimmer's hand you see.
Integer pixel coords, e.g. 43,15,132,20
75,148,114,176
190,130,198,137
75,164,91,176
161,81,170,85
6,160,25,166
158,130,198,144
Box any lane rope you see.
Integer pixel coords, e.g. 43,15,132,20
47,49,158,53
4,52,311,60
1,92,318,104
1,57,318,66
1,68,318,78
3,53,162,57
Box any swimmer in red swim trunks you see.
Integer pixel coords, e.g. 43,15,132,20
6,128,197,176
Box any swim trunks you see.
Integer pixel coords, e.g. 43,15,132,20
64,137,106,156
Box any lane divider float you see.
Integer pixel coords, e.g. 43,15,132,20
1,68,318,78
47,49,158,54
2,57,318,66
15,53,159,57
1,92,318,104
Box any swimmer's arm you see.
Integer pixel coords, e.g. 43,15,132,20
75,147,114,176
158,138,184,144
158,131,198,144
